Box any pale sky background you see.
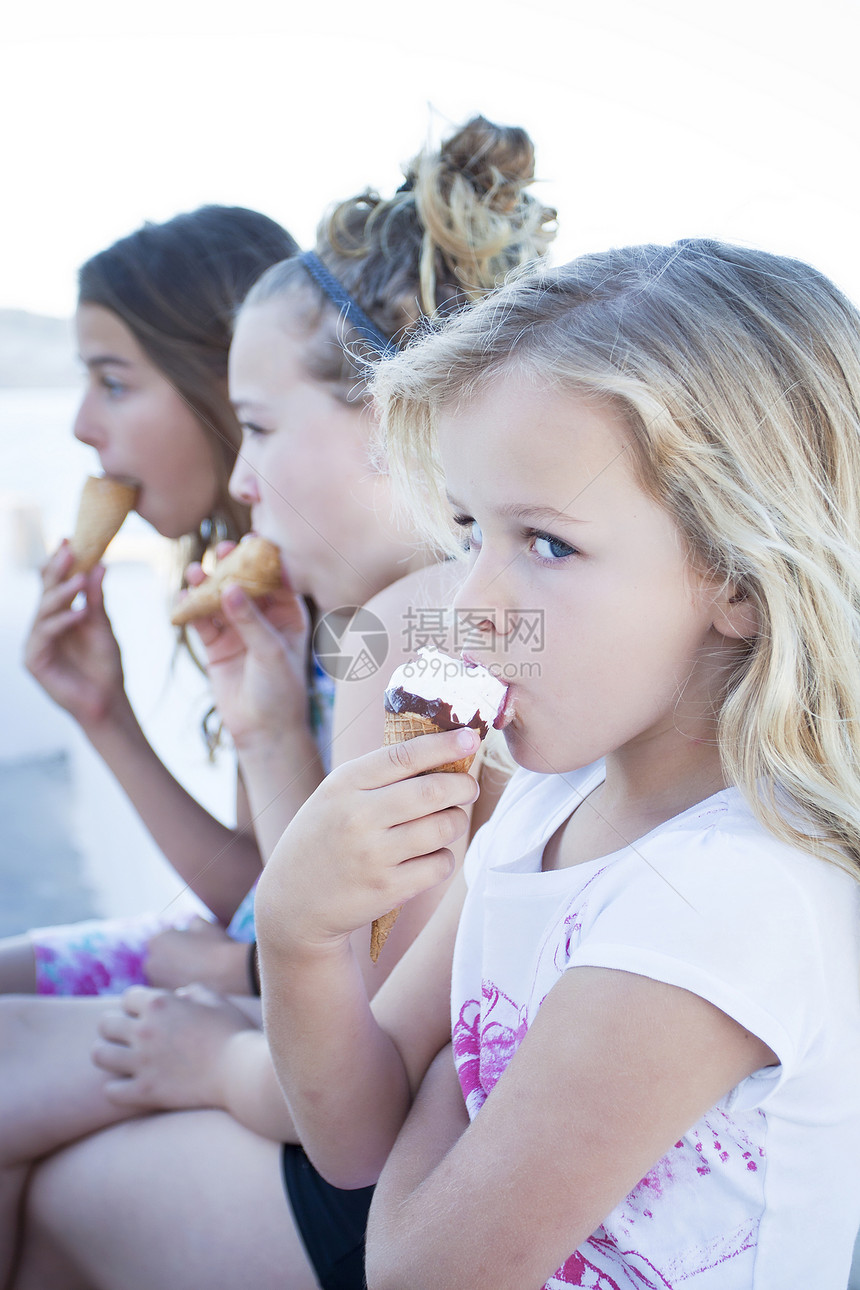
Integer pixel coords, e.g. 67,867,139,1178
2,0,859,320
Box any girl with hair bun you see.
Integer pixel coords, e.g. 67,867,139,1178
3,116,555,1290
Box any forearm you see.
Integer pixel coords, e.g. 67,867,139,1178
366,1046,469,1288
259,938,412,1188
235,727,326,861
83,697,261,921
213,1028,300,1142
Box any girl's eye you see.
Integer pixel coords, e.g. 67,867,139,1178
452,515,483,552
101,376,126,398
532,531,577,562
241,421,271,439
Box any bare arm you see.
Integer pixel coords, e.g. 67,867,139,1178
23,544,260,922
180,560,327,864
366,967,776,1290
83,708,262,922
256,733,475,1187
93,987,298,1142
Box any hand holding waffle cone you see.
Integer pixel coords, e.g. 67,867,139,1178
371,648,508,962
68,476,139,575
170,537,282,626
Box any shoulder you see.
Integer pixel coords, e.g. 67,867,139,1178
331,560,465,766
362,559,466,629
570,791,860,1067
640,790,855,924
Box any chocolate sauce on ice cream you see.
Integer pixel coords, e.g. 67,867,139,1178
383,647,508,739
384,689,489,737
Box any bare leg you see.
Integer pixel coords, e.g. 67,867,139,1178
0,940,36,994
14,1111,319,1290
0,997,135,1163
0,995,135,1283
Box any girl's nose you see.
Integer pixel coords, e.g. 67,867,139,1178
72,393,103,450
228,451,261,507
452,557,509,643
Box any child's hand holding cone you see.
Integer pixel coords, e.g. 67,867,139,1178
170,536,282,626
370,648,508,962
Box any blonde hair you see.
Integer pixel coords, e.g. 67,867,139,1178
241,115,556,396
373,239,860,875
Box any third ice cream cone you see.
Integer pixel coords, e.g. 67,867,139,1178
370,648,508,962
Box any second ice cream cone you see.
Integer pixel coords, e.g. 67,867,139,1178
170,536,282,626
369,709,480,963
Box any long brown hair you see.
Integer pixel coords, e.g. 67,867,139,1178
77,205,299,563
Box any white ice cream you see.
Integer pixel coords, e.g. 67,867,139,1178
386,647,508,729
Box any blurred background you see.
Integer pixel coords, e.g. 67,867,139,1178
1,0,859,933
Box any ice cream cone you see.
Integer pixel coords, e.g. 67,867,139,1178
369,709,480,963
69,476,138,575
170,536,282,626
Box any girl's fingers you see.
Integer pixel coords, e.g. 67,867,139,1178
30,606,88,642
96,1007,133,1045
218,584,285,657
175,982,220,1005
40,540,75,589
372,845,460,910
184,561,207,587
387,805,472,860
102,1075,148,1107
352,729,482,790
33,572,88,619
214,540,238,560
221,580,308,636
120,984,164,1017
84,563,108,614
91,1038,137,1077
384,766,480,814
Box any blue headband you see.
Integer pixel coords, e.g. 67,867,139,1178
298,251,397,357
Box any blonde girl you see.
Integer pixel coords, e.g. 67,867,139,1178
252,239,860,1289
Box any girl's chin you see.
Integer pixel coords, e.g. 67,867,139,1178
502,724,578,776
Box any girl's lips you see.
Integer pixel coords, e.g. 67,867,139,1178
494,685,515,729
458,651,512,728
99,467,141,493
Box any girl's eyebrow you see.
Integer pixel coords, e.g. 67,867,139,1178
231,399,269,415
80,354,133,369
445,493,586,526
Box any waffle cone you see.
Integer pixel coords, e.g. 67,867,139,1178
370,708,479,962
69,476,138,574
171,536,282,626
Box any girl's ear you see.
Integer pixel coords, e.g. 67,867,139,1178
712,583,759,641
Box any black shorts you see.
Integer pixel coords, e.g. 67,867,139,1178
282,1144,375,1290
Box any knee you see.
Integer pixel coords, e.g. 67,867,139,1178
15,1153,93,1289
26,1149,82,1246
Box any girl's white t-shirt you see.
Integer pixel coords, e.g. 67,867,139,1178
451,764,860,1289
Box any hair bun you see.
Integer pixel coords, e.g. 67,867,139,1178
310,114,556,346
432,115,538,214
405,115,556,311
